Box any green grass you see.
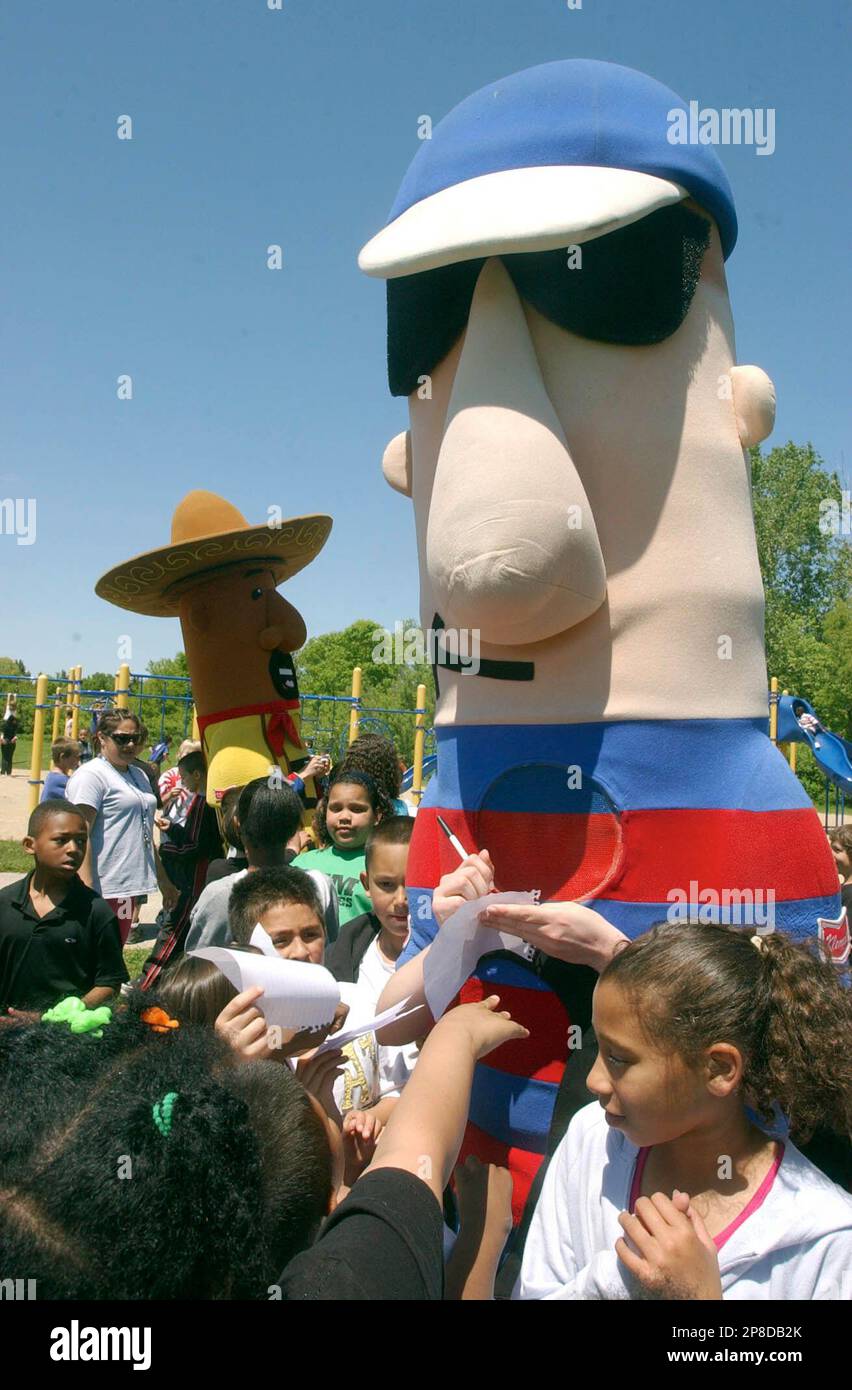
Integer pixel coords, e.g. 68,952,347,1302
3,735,34,770
0,839,30,873
123,946,149,981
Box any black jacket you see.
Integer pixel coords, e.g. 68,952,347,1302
324,911,381,984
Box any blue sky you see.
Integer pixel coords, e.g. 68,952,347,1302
1,0,849,682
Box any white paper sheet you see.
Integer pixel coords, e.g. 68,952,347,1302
423,891,540,1019
313,998,422,1054
190,947,341,1029
191,939,418,1045
249,923,278,957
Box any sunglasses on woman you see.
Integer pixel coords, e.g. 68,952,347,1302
386,203,711,397
110,733,141,747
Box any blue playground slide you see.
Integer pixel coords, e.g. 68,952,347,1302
776,695,852,795
401,754,436,793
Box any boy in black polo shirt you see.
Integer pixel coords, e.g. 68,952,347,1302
0,799,128,1018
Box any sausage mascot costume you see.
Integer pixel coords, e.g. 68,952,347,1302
359,59,842,1222
96,490,332,809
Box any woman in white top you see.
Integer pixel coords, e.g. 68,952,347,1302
66,708,178,943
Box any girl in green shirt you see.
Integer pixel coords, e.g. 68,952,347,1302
293,767,392,927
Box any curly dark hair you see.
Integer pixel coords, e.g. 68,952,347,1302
311,764,392,849
600,920,852,1144
345,733,403,801
0,999,332,1298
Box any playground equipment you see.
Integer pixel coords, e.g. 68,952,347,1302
771,676,852,828
25,663,435,815
25,664,195,813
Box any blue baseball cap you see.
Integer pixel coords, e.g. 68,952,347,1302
359,59,738,277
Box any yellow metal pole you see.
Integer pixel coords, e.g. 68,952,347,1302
191,705,200,741
71,665,82,740
769,676,779,743
51,688,61,743
65,669,73,734
113,671,120,694
116,663,131,703
28,673,49,816
348,666,362,745
412,683,426,804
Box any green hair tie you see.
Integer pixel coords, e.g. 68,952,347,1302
152,1092,179,1139
41,996,112,1038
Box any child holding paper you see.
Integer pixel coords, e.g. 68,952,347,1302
224,866,401,1173
0,973,525,1299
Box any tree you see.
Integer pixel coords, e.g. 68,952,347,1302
85,671,118,695
297,620,435,764
120,652,195,749
0,656,28,676
752,442,850,628
751,442,852,800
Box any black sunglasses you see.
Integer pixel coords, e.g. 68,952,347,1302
110,732,140,747
386,203,711,396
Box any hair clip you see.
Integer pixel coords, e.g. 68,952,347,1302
41,996,112,1037
152,1092,179,1138
750,935,767,953
140,1006,180,1034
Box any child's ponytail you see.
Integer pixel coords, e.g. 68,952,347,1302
602,921,852,1143
751,930,852,1141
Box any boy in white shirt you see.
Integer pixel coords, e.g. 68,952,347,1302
325,816,419,1099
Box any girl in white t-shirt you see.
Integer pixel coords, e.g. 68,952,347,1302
517,920,852,1301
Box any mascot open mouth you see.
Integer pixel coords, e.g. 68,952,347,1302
269,650,300,701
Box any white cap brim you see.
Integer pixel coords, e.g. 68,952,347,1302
359,164,687,278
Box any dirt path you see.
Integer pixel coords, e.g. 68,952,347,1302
0,769,35,839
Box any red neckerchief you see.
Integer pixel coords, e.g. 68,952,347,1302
197,700,303,758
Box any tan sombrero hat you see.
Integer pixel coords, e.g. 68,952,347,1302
95,490,333,617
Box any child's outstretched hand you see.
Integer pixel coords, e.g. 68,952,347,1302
432,850,496,926
439,995,529,1060
615,1191,722,1300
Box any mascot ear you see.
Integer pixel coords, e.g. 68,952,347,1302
382,431,412,497
183,593,212,635
730,366,776,447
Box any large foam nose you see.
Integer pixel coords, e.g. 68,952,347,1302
425,258,606,645
259,593,307,652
